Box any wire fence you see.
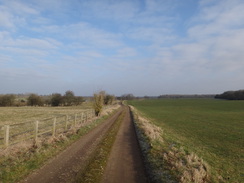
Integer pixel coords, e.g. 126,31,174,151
0,109,95,148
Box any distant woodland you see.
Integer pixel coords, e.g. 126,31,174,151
158,94,215,99
215,90,244,100
0,91,84,107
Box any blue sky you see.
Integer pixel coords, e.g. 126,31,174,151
0,0,244,96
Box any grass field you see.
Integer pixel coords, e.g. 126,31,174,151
0,103,93,126
0,103,94,147
128,98,244,182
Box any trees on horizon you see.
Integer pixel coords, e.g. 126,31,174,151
215,90,244,100
0,90,85,107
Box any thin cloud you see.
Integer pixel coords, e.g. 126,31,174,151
0,0,243,95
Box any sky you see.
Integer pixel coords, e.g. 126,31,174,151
0,0,244,96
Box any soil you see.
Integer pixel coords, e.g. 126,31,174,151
19,106,148,183
101,106,148,183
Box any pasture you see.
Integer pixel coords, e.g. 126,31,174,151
0,104,94,148
129,98,244,182
0,104,92,125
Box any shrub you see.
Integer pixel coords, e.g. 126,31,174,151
0,94,16,106
50,93,63,106
93,91,105,116
63,90,75,106
27,94,44,106
104,94,115,105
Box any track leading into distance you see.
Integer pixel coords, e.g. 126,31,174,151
101,106,148,183
20,106,148,183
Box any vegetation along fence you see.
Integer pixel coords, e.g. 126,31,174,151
0,109,95,148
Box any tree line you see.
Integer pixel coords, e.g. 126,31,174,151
0,90,117,109
0,90,84,107
215,90,244,100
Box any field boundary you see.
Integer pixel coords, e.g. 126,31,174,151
0,109,95,148
129,105,210,183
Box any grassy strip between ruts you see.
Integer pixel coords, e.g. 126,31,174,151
0,108,120,183
75,109,125,183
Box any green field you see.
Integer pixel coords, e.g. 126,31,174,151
129,99,244,182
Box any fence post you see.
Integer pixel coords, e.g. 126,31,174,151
81,112,84,123
4,125,10,147
34,121,39,142
52,117,56,137
74,114,77,126
65,115,68,130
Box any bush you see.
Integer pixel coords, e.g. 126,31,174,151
50,93,63,106
63,90,75,106
104,94,115,105
27,94,44,106
74,96,84,106
93,91,105,116
0,94,16,106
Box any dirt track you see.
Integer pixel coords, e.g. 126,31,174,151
101,106,148,183
20,106,148,183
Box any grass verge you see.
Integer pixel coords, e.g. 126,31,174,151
130,105,210,183
0,108,119,183
75,109,125,183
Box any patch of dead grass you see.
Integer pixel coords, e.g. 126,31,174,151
101,104,120,116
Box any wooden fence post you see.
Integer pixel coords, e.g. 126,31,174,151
74,114,77,126
65,115,68,130
34,121,39,142
4,125,10,147
52,117,56,137
81,112,84,123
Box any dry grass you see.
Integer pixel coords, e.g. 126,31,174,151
130,106,163,142
0,104,118,155
101,104,120,116
0,104,93,125
164,149,209,183
130,105,210,183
